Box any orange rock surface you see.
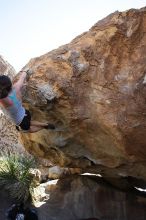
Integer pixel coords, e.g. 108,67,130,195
20,8,146,182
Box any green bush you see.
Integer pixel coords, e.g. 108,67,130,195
0,154,37,202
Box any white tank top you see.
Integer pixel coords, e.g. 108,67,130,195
0,89,25,125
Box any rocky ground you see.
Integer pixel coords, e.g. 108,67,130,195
1,173,146,220
31,175,146,220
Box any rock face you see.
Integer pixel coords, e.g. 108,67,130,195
0,56,24,154
0,55,16,79
20,8,146,184
34,175,146,220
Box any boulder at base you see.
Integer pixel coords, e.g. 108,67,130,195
34,175,146,220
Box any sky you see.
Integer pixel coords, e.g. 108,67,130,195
0,0,146,71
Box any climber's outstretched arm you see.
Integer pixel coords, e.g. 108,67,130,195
13,71,27,92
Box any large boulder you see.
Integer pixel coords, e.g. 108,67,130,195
20,8,146,183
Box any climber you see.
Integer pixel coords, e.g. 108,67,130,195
0,70,55,133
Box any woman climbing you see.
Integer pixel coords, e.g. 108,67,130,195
0,70,55,133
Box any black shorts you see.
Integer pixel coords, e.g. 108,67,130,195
16,109,31,131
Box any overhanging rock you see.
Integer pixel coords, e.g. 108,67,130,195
20,7,146,183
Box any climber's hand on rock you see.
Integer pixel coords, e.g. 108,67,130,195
26,69,33,80
21,68,33,81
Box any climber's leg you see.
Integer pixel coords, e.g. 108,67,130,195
28,125,46,133
16,110,55,133
31,120,48,127
31,120,55,129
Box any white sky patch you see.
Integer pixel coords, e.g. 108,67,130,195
0,0,146,71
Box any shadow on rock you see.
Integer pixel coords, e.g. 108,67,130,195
34,175,146,220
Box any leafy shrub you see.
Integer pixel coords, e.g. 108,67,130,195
0,154,37,202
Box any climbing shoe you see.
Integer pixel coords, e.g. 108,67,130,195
44,123,55,130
